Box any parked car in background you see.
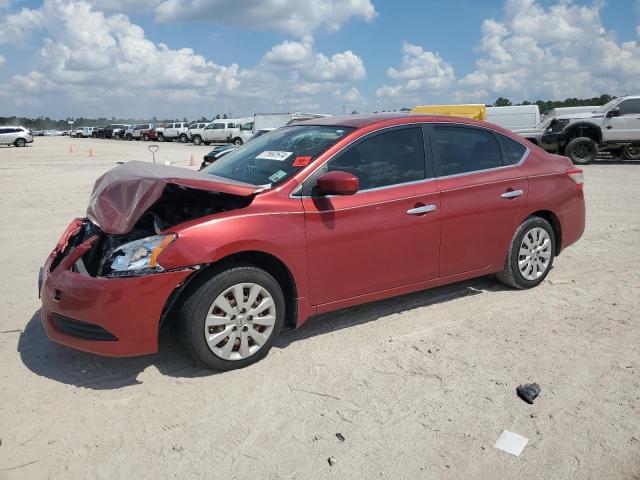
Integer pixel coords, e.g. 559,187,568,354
200,144,237,168
138,125,157,141
126,124,153,140
486,105,540,130
93,126,105,138
188,122,210,145
104,124,128,139
201,120,241,145
541,95,640,163
39,113,585,371
156,122,189,142
0,126,33,147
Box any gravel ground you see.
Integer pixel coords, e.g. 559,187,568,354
0,137,639,479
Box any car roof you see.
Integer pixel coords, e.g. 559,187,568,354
297,113,490,128
298,112,524,138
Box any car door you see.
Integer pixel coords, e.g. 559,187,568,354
429,124,529,277
0,128,8,144
604,98,640,141
301,125,441,306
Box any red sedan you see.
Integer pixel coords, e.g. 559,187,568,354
39,114,585,370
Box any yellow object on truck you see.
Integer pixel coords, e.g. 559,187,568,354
411,104,487,120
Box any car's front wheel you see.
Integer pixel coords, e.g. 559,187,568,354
157,133,165,142
179,266,285,371
193,136,202,146
496,216,555,289
566,137,597,165
14,138,27,147
180,133,189,143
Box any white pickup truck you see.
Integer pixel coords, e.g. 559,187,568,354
156,122,190,143
200,120,244,145
541,95,640,164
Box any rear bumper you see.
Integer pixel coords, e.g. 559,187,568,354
557,190,586,253
40,220,193,357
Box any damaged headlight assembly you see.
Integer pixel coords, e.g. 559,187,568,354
107,234,177,277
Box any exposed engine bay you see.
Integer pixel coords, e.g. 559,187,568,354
65,185,253,277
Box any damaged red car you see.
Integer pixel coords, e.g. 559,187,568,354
39,114,585,371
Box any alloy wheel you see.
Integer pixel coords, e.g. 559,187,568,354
204,283,276,361
518,227,552,280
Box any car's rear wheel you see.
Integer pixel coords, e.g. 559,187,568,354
622,144,640,161
143,134,149,141
232,137,243,145
193,136,202,146
179,266,285,371
157,133,165,142
180,133,189,143
496,217,555,289
566,137,597,165
15,138,26,147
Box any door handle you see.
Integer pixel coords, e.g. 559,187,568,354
501,189,524,199
406,204,436,215
606,125,612,129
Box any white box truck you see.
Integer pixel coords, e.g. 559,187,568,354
486,105,540,130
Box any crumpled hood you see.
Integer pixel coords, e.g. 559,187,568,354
87,161,259,234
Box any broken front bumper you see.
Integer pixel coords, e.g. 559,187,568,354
40,219,193,357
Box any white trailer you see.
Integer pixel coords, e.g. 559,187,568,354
486,105,541,130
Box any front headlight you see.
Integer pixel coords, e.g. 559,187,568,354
108,234,176,277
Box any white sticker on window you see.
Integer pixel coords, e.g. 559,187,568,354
256,150,293,161
268,170,287,183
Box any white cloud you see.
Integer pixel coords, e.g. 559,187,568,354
0,0,366,117
377,0,640,107
152,0,376,36
0,7,45,44
262,36,365,84
81,0,376,36
375,42,454,100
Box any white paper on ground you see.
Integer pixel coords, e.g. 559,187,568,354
494,430,529,456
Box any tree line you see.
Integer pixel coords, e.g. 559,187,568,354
491,94,614,113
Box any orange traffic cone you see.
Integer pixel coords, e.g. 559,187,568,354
69,144,74,154
189,154,196,167
88,147,94,158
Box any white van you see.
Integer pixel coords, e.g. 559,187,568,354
486,105,540,130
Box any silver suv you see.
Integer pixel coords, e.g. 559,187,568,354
0,126,33,147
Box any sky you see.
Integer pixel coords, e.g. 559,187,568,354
0,0,638,119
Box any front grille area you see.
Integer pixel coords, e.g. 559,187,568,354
51,314,118,341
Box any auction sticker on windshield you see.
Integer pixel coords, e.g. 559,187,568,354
268,170,287,183
256,151,293,161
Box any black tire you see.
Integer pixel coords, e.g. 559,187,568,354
178,266,286,371
143,134,149,141
193,136,202,146
565,136,597,165
126,134,133,140
622,144,640,161
203,141,210,146
15,138,26,147
496,216,556,289
180,133,189,143
157,133,165,142
232,137,243,145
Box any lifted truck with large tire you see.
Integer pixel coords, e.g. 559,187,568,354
541,95,640,164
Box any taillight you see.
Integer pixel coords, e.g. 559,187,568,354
566,168,584,188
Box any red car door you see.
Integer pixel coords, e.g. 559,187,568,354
300,126,441,306
429,124,529,277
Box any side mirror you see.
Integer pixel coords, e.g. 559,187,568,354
316,171,359,196
607,107,620,118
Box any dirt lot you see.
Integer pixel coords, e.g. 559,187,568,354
0,137,638,479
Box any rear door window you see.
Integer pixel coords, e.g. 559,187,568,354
431,125,503,176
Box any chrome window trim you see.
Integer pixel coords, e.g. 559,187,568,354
289,121,529,198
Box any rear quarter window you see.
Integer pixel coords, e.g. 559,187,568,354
498,134,528,164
